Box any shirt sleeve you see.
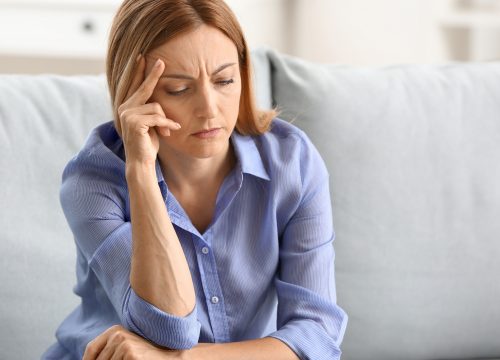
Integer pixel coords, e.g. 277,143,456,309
267,134,348,360
59,155,201,350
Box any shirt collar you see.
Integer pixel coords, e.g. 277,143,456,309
153,130,270,185
231,131,270,181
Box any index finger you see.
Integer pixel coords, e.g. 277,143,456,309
128,57,165,106
124,54,146,101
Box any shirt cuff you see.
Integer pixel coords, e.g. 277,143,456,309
124,288,201,349
267,320,344,360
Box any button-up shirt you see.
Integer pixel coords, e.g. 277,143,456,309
42,118,348,360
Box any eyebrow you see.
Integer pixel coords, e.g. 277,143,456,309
160,62,236,79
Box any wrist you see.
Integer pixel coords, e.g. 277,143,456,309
187,344,212,360
125,160,157,183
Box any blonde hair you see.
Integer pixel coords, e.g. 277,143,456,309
106,0,276,137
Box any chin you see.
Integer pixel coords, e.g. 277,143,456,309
188,139,228,159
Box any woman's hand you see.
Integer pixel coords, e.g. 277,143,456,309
117,55,181,166
82,325,187,360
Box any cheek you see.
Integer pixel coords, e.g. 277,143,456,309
151,94,188,123
162,104,186,123
223,84,242,116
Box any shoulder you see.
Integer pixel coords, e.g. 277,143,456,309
60,121,128,214
62,121,126,183
247,118,330,231
261,117,309,145
255,118,329,183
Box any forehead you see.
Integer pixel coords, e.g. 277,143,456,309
148,24,239,73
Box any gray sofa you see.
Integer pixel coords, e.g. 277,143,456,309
1,48,499,360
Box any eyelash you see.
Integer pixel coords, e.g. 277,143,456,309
167,79,234,96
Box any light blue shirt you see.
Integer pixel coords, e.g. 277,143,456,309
43,118,348,360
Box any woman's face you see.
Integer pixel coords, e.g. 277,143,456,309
145,24,242,160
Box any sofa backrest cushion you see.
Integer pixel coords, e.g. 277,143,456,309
0,74,112,359
265,48,500,359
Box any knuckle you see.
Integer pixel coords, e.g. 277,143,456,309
123,342,134,353
109,329,127,343
119,108,130,120
84,342,96,355
153,114,164,122
122,344,139,360
124,353,138,360
117,103,126,114
115,332,127,342
110,324,124,332
152,102,163,114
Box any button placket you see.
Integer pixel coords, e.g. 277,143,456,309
194,233,230,342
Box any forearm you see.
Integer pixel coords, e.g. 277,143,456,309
188,337,299,360
126,161,195,316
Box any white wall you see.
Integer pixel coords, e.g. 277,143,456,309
290,0,450,65
225,0,291,53
227,0,500,65
1,0,499,74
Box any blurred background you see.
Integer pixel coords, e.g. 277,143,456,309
0,0,500,74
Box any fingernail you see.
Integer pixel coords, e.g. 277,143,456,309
135,53,141,62
174,123,181,129
155,59,162,68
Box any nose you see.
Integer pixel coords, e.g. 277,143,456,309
194,83,217,120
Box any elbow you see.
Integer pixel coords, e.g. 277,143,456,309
126,316,200,349
122,288,201,349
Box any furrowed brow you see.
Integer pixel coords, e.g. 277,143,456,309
212,62,236,75
160,62,236,79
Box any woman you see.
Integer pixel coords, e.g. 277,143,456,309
43,0,347,359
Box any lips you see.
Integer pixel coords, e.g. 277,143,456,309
193,128,220,135
192,128,221,139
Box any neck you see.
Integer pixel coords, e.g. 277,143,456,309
158,141,236,192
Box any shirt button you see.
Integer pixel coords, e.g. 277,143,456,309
201,247,209,254
211,296,219,304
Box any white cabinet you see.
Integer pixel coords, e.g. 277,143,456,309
0,0,120,59
0,0,120,73
0,0,289,74
438,0,500,61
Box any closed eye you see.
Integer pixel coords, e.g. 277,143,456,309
167,88,189,96
216,79,234,86
166,79,234,96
